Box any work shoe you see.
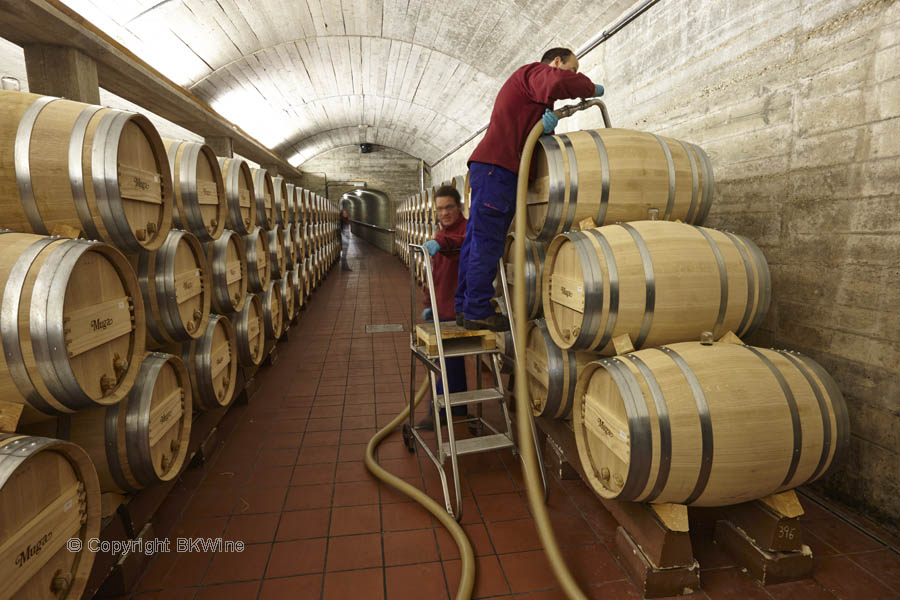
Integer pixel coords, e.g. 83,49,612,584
464,313,510,332
455,313,464,326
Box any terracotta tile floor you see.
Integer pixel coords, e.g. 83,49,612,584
131,236,900,599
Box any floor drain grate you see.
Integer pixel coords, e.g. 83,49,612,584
365,323,404,333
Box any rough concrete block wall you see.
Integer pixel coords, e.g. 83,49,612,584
435,0,900,532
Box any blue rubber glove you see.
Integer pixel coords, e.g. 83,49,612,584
594,84,605,97
422,307,433,321
423,239,440,256
542,109,558,134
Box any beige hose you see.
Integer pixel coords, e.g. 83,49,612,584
365,377,476,599
514,121,589,599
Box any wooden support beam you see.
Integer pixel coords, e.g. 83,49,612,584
204,136,234,159
0,0,299,176
23,44,100,103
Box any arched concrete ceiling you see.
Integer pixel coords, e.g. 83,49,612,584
59,0,623,165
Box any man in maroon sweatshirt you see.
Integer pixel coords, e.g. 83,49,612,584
418,185,469,430
455,48,603,331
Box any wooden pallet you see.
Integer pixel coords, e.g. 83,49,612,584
415,322,497,355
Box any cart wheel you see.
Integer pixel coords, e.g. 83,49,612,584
402,424,415,453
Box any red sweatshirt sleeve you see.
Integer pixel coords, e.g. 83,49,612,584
521,65,595,105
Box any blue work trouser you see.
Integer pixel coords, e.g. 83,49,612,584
430,355,468,417
454,162,517,320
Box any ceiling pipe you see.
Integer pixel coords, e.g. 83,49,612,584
429,0,660,168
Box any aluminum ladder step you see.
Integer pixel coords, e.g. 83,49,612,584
442,433,515,457
446,388,504,407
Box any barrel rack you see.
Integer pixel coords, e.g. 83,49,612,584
496,331,815,598
0,309,299,598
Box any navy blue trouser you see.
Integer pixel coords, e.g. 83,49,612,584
455,162,517,320
430,355,468,417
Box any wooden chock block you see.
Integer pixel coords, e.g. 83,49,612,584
577,217,596,231
604,500,695,568
101,492,126,520
615,526,700,598
543,433,579,481
0,401,23,433
723,490,805,552
612,333,635,355
650,503,689,532
716,330,744,345
714,519,813,585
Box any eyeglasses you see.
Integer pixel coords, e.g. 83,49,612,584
436,205,459,213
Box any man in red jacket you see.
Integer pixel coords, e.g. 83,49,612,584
456,48,603,331
418,185,468,430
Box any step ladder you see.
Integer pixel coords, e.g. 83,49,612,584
403,243,547,521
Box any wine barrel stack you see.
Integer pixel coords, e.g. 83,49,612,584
396,126,848,509
0,89,341,598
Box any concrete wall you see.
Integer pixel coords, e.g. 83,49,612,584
434,0,900,532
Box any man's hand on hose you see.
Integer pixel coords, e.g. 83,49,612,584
542,109,558,134
421,307,433,321
423,239,440,256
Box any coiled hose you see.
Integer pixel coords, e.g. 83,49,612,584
365,377,476,599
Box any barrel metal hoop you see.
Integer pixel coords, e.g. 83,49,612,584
0,436,57,486
254,170,270,230
720,231,756,336
660,346,713,505
236,295,253,365
155,231,187,340
197,315,217,405
104,402,137,492
210,233,228,311
127,354,170,487
585,130,610,226
693,144,715,224
166,139,182,228
523,241,537,318
796,353,851,470
14,96,56,235
677,139,700,223
559,135,580,232
584,228,619,351
1,238,59,413
619,223,655,349
563,344,577,419
739,235,771,336
537,319,565,417
743,346,803,487
567,232,603,350
69,105,105,240
92,111,129,249
31,240,91,408
183,142,208,241
538,136,566,242
651,134,677,220
776,350,832,482
694,227,728,337
268,228,283,279
600,358,651,501
624,353,672,502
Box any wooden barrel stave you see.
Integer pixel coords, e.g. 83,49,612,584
235,293,265,367
266,225,287,279
180,314,237,410
574,341,850,506
243,226,270,293
526,319,595,419
204,229,247,314
251,168,275,230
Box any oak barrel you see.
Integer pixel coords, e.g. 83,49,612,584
526,129,714,241
251,168,275,230
204,229,247,314
217,157,255,234
280,271,299,323
235,293,264,367
526,319,595,419
283,223,297,270
285,183,296,225
0,91,173,252
573,341,850,506
243,226,271,293
542,221,770,353
267,225,287,279
272,176,288,227
500,234,546,320
180,314,237,410
291,265,305,309
134,229,211,345
0,433,101,599
68,352,191,493
262,280,284,341
0,233,145,420
163,138,226,242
